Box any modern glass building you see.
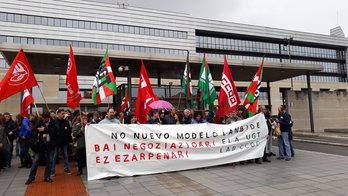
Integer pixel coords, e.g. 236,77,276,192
0,0,347,131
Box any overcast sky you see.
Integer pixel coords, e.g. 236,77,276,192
115,0,348,36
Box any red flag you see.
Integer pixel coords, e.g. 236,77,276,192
119,93,130,113
135,60,158,123
218,56,240,117
21,88,34,116
0,49,38,102
66,45,82,109
243,58,264,117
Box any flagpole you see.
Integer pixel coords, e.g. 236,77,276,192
33,101,40,117
177,89,182,109
37,86,50,112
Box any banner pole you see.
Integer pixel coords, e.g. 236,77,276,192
37,85,50,112
33,101,40,117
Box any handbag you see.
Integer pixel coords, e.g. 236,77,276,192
274,123,281,137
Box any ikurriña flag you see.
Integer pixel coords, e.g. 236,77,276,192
0,49,38,102
135,60,158,123
217,55,240,117
21,88,34,116
243,58,264,117
92,49,117,105
66,45,81,109
119,92,130,113
181,51,194,108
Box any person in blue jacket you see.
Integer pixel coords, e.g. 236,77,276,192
17,114,32,168
277,105,292,161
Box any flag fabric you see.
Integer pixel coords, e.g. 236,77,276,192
66,45,81,109
119,92,130,113
181,51,194,108
92,49,117,105
21,88,34,116
198,54,217,112
243,58,264,117
217,56,240,117
135,60,158,123
0,49,38,102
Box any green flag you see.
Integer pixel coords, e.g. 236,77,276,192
198,54,217,112
182,51,194,108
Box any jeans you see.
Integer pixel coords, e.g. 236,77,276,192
28,148,55,180
6,140,14,167
278,132,291,158
19,138,32,166
289,140,294,156
51,144,69,174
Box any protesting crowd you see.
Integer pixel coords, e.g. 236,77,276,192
0,103,294,184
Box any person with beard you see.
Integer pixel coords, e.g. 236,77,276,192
50,109,72,176
99,108,120,124
25,112,54,184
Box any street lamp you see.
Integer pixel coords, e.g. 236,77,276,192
118,65,132,112
284,36,294,90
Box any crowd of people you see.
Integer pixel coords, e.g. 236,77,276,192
0,104,294,184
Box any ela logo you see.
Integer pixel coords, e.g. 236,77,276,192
10,61,29,86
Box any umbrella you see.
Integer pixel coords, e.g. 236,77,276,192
149,100,174,109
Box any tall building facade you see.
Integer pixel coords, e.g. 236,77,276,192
0,0,347,130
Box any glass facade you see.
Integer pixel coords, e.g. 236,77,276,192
196,35,347,83
0,35,187,56
0,12,188,39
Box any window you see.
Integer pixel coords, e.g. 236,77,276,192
139,27,145,34
149,28,155,35
14,14,21,23
53,40,60,46
107,24,112,31
67,20,73,28
113,24,118,32
61,19,67,27
84,21,90,29
7,13,14,22
102,23,107,31
73,21,78,28
164,30,169,37
54,18,60,26
28,16,35,24
118,25,124,32
21,15,28,24
41,17,47,25
47,39,54,45
0,13,6,21
13,37,20,43
155,29,160,36
124,25,129,33
96,22,102,30
48,18,54,26
134,26,139,34
91,22,96,30
129,26,135,34
168,30,173,38
20,37,27,44
145,28,149,35
78,21,84,28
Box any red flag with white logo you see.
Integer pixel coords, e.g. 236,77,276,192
66,45,82,109
119,92,130,113
135,60,158,123
0,49,38,102
218,56,240,117
21,88,34,116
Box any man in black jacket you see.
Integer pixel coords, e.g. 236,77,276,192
50,109,72,176
3,113,17,168
25,112,54,184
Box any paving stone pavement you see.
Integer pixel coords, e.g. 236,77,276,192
1,148,348,196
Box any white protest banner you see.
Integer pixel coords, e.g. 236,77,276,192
85,113,268,180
